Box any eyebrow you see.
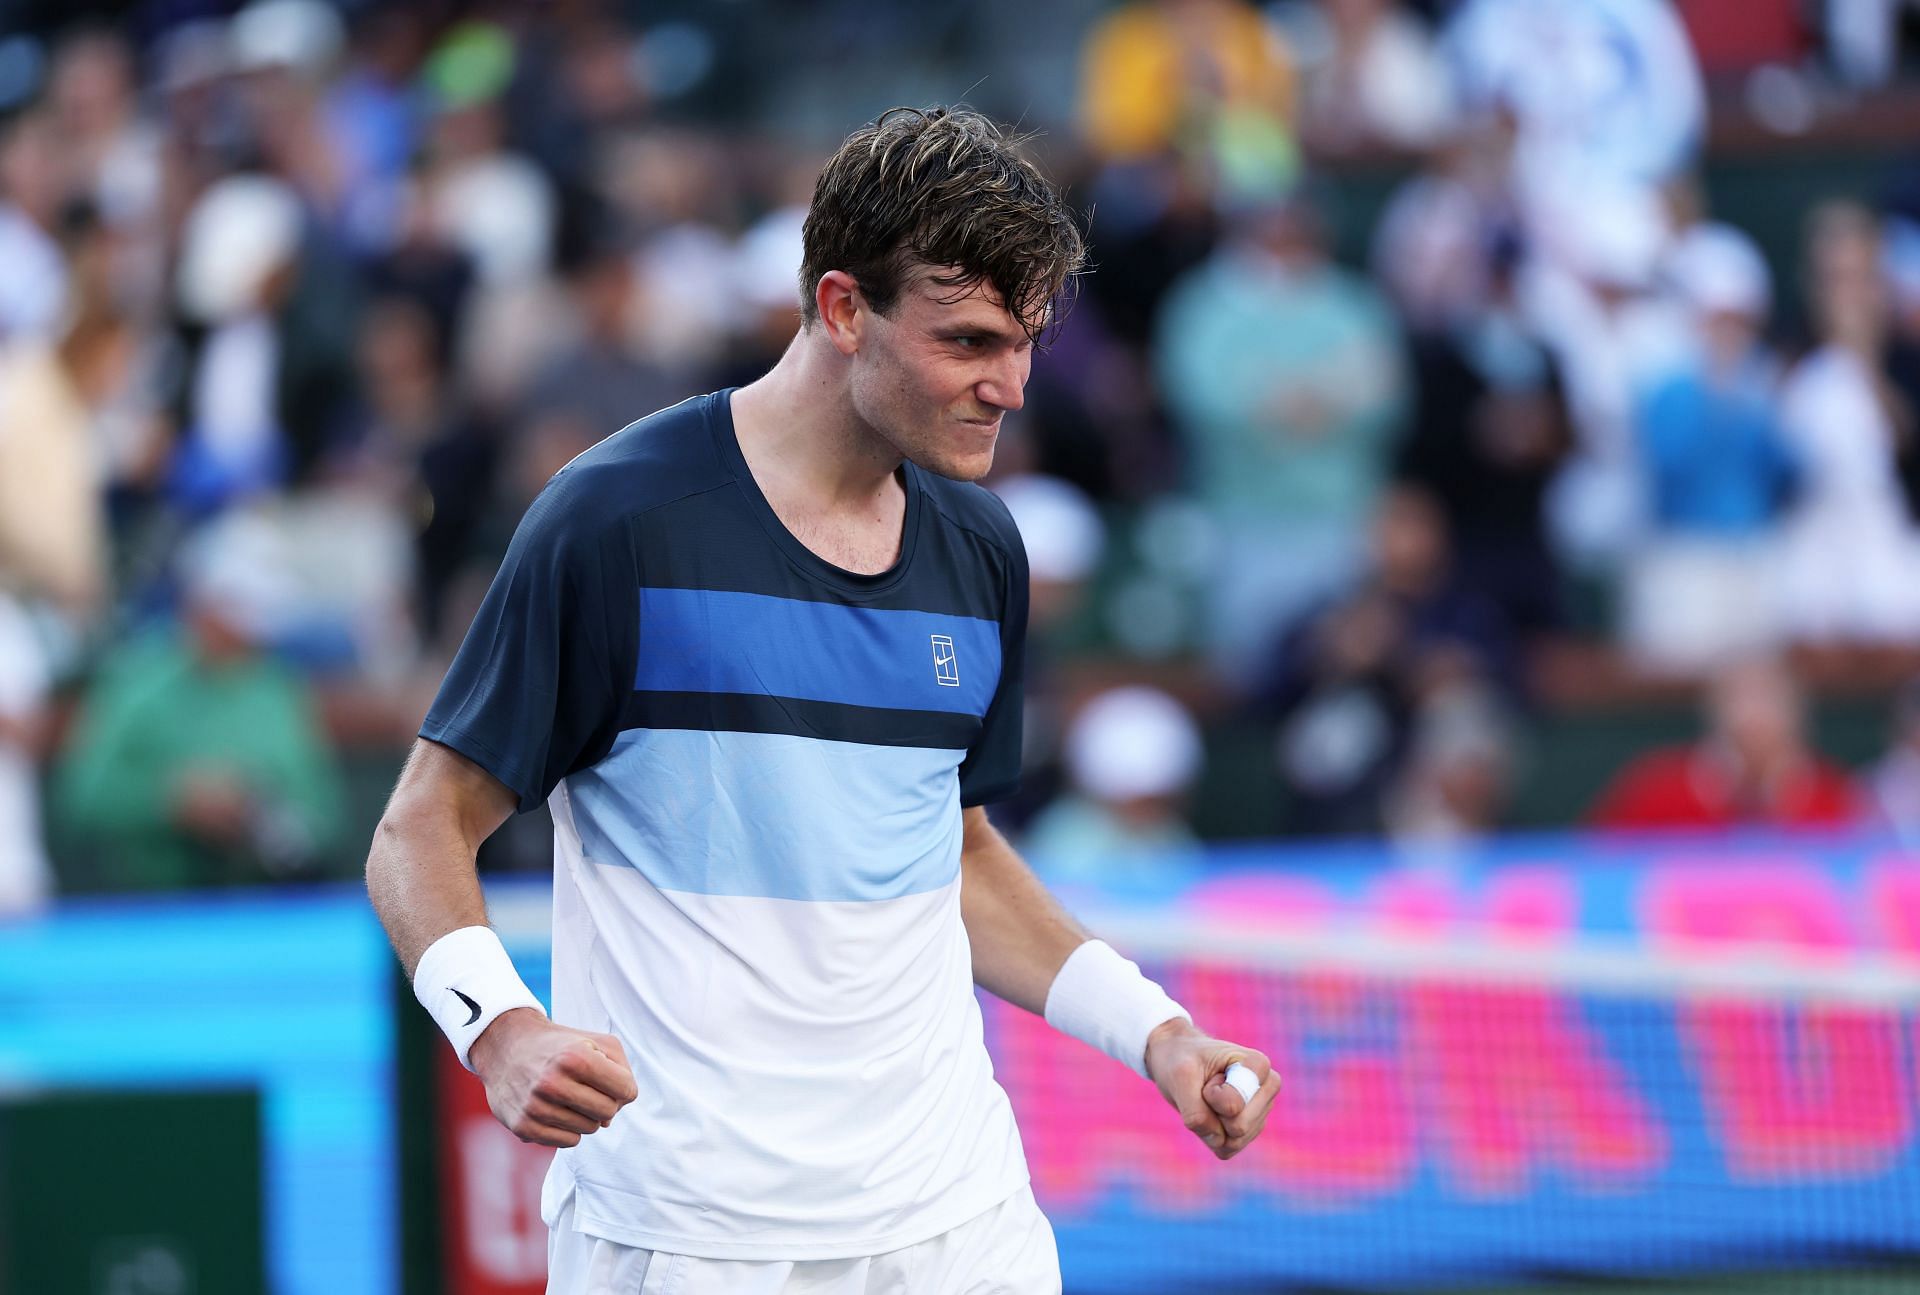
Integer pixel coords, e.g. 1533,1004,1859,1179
938,321,1030,346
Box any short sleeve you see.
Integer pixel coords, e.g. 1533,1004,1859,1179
420,478,635,813
958,533,1029,807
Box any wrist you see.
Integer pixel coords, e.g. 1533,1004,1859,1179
468,1006,545,1076
1043,939,1191,1079
1143,1014,1198,1082
411,926,546,1072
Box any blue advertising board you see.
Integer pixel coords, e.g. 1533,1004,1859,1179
2,834,1917,1293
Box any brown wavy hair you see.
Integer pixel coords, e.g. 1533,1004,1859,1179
799,106,1086,345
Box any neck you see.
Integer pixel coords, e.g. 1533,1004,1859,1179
732,328,903,513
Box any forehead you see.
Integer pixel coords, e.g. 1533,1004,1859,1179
903,264,1047,336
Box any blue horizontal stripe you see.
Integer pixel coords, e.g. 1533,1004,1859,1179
635,587,1000,717
568,729,963,900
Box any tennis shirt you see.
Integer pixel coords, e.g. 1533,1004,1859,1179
421,391,1034,1259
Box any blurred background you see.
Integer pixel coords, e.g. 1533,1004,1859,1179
2,0,1920,1291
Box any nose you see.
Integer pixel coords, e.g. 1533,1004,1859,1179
977,348,1030,414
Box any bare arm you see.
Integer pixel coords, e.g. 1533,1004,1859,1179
959,804,1282,1160
366,738,635,1145
365,739,516,975
958,803,1090,1013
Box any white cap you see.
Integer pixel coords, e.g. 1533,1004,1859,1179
994,473,1105,585
177,174,303,323
1562,183,1670,289
432,156,556,285
732,205,807,315
178,509,301,640
1066,686,1203,802
228,0,344,79
1669,222,1771,319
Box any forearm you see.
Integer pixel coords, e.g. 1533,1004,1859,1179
365,806,491,976
958,806,1089,1014
364,741,512,976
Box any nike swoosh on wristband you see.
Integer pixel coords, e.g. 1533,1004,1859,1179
453,989,481,1026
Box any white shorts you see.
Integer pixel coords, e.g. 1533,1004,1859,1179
545,1184,1060,1295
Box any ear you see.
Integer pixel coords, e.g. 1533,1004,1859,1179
814,270,864,357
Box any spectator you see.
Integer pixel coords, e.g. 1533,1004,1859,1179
1255,486,1513,836
1622,223,1797,673
1384,680,1517,850
719,202,808,387
46,28,164,242
1864,677,1920,842
1523,180,1688,571
228,0,351,220
1025,686,1205,884
1396,233,1571,640
620,131,743,376
1776,202,1920,643
994,468,1107,645
1289,0,1455,158
346,295,498,646
322,7,429,250
525,222,682,442
0,204,113,620
416,22,556,291
52,514,345,891
0,109,70,344
1076,0,1298,203
1260,585,1408,837
1371,106,1523,333
0,599,53,913
990,463,1108,829
1156,182,1407,680
1444,0,1704,206
169,173,359,508
1886,207,1920,527
1587,657,1857,832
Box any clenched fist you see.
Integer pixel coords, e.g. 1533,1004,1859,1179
469,1008,639,1148
1144,1016,1280,1161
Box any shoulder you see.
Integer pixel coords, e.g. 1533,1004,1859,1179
517,392,728,556
918,473,1027,574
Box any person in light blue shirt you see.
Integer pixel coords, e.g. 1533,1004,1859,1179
1155,184,1406,683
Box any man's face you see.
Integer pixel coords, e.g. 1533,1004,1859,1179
848,270,1035,482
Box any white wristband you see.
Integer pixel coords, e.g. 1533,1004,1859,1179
1043,939,1190,1079
412,925,546,1073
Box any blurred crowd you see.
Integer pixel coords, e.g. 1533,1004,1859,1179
6,0,1920,910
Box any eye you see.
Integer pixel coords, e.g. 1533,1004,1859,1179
952,335,984,349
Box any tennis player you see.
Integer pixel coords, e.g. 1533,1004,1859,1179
366,106,1279,1293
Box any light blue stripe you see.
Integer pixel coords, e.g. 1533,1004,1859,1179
567,729,963,900
635,587,1000,716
